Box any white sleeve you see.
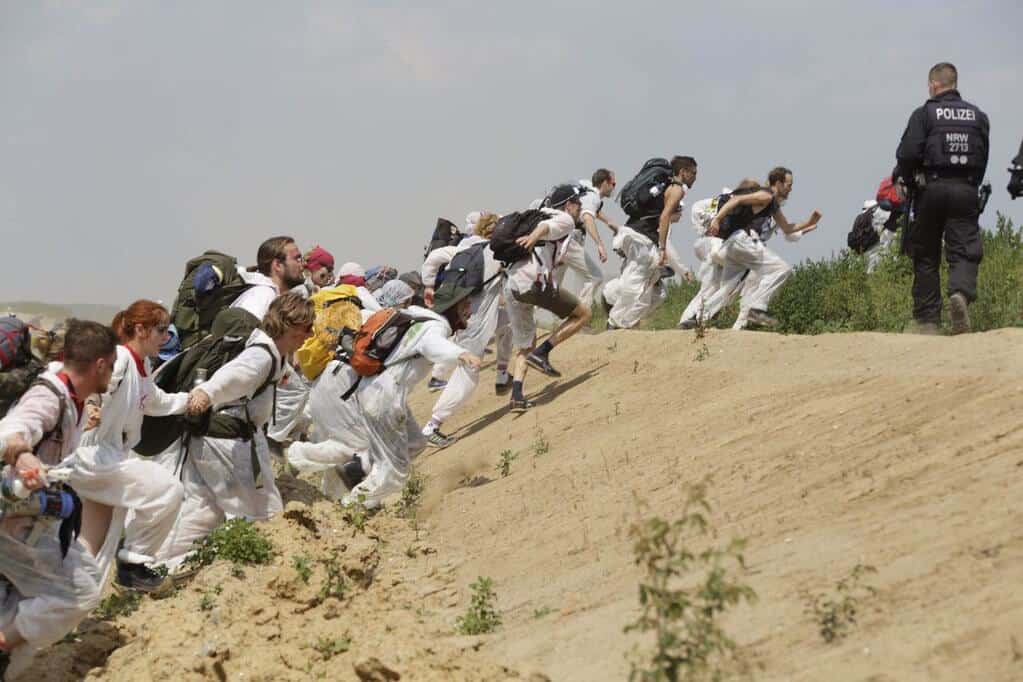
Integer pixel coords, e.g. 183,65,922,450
142,377,190,417
231,286,277,321
580,192,601,219
541,212,577,242
198,346,275,407
420,247,457,288
0,384,63,448
418,324,466,367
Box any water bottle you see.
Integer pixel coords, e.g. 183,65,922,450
193,368,208,388
1,474,30,503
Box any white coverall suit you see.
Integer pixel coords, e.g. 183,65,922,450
554,180,605,309
74,345,187,579
427,238,510,425
287,307,467,508
0,371,103,658
155,329,285,569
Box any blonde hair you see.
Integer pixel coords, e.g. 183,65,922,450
261,292,315,339
474,212,499,239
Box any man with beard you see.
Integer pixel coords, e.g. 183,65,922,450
232,236,307,320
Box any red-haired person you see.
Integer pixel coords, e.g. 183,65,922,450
73,301,190,595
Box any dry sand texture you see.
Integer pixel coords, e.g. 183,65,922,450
35,328,1023,681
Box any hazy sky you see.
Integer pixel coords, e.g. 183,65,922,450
2,1,1021,305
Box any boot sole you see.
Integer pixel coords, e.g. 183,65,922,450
949,295,971,335
525,356,561,377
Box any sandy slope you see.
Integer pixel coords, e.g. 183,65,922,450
40,328,1023,681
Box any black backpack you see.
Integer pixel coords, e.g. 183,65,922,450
135,308,276,456
489,210,549,264
170,251,252,351
433,242,499,299
618,158,673,218
847,206,881,254
425,218,464,259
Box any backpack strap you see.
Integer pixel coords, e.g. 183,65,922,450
28,377,68,449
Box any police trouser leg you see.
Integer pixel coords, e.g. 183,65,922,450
911,181,983,323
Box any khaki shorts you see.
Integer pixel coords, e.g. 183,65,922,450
507,284,581,349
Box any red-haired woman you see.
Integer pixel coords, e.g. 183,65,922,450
71,300,189,595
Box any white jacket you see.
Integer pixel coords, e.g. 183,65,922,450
506,208,576,295
197,329,285,430
232,272,279,320
0,367,84,467
79,346,189,452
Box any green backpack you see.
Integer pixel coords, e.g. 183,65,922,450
135,308,277,457
170,251,252,351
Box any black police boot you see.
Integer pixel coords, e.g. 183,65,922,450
336,456,367,491
116,561,174,596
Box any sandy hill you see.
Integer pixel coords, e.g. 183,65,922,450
35,327,1023,681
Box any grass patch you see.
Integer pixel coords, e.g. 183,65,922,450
456,576,502,635
185,518,274,569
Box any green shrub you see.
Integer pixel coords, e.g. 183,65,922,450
186,518,274,568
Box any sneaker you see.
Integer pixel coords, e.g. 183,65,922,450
526,352,561,377
427,378,447,392
425,430,456,448
677,319,697,330
116,561,175,597
336,457,367,490
509,398,536,413
495,380,512,396
948,292,971,335
746,309,779,328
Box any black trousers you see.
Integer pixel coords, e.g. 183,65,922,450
910,179,983,323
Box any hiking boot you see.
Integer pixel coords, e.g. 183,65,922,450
677,319,698,330
746,309,779,328
425,430,456,449
526,352,561,377
509,398,536,413
115,561,175,597
905,320,942,335
336,457,367,491
427,378,447,392
948,292,971,335
495,380,512,396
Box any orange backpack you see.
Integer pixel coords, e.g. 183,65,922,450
339,308,429,377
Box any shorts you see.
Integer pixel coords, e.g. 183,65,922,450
506,284,580,349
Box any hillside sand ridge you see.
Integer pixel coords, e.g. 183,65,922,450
34,328,1023,681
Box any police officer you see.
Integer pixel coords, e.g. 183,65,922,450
893,62,990,335
1008,136,1023,199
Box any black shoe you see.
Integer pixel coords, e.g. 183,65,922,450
526,352,561,377
336,457,367,491
116,561,174,596
677,319,698,330
495,380,512,396
509,398,536,413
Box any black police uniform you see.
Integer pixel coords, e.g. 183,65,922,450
1009,136,1023,199
894,89,990,324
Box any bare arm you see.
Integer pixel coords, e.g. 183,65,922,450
581,214,608,262
773,207,822,235
516,221,552,251
658,184,685,251
596,209,619,234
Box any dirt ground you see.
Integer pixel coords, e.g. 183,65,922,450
36,327,1023,681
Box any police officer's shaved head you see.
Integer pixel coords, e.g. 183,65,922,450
929,62,958,88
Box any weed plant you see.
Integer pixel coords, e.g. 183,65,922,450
625,480,757,682
185,518,274,568
456,576,502,635
805,564,877,643
292,555,312,584
96,591,142,620
496,450,517,478
532,428,550,457
396,470,424,521
313,636,351,660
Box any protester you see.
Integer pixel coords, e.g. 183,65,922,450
154,293,313,570
70,301,188,595
681,167,821,329
375,280,416,308
337,262,382,316
503,186,591,412
294,245,335,298
421,213,512,447
609,156,697,330
0,321,117,675
233,236,305,320
552,169,616,310
287,290,479,507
